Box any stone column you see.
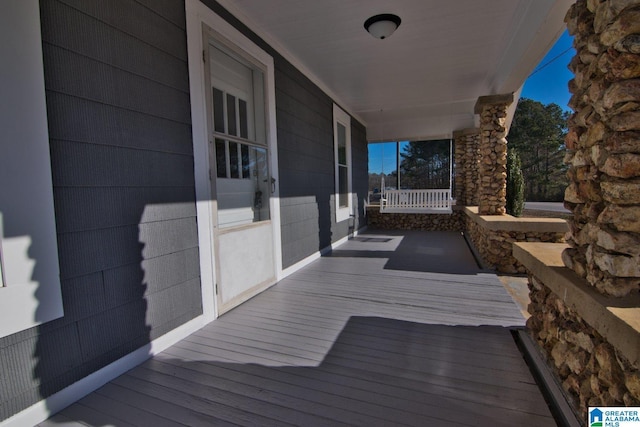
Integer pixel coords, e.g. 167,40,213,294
465,130,481,206
474,94,514,215
563,0,640,297
453,128,481,206
453,132,466,205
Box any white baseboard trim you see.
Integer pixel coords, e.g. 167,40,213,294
1,315,209,427
280,226,367,279
3,227,370,426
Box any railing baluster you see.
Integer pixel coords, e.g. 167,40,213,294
379,188,452,213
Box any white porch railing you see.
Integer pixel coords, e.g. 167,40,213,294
380,189,452,213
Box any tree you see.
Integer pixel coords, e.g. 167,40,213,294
398,139,450,189
508,98,569,201
506,149,525,217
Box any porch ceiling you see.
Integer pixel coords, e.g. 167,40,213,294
217,0,573,141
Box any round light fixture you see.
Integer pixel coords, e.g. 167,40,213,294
364,14,401,39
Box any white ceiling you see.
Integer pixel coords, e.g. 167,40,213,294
217,0,573,141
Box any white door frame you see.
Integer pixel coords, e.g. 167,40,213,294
185,0,282,321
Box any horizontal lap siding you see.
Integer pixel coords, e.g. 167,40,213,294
0,0,201,421
275,50,368,269
2,0,369,420
276,64,335,268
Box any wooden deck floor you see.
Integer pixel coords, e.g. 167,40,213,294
40,231,556,426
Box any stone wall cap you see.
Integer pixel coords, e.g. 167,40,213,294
464,206,569,232
513,242,640,368
474,93,515,114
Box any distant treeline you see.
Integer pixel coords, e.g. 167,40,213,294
508,98,569,202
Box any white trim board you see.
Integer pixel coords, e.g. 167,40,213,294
3,223,367,426
185,0,283,319
280,226,367,279
0,0,64,338
0,316,208,427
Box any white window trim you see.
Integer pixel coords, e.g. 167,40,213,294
185,0,282,321
333,104,352,223
0,0,63,338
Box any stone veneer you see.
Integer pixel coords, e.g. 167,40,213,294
515,243,640,422
563,0,640,297
453,129,481,206
474,94,514,215
367,206,567,273
366,206,464,231
464,207,567,273
512,1,640,421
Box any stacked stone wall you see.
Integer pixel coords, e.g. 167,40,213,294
366,207,464,231
476,96,512,215
563,0,640,297
453,130,480,206
527,274,640,420
464,216,565,273
518,2,640,421
454,135,466,204
465,134,481,207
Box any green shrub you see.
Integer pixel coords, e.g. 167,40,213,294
506,149,525,217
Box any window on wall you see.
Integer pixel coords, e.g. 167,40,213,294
333,104,352,223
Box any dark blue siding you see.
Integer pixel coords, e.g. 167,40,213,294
0,0,368,421
0,0,201,420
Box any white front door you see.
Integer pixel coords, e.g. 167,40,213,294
205,37,277,314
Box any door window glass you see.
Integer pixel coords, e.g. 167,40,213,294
209,44,270,228
333,104,352,222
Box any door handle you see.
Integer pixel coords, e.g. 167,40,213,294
263,177,277,193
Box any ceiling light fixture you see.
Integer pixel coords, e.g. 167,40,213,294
364,14,401,40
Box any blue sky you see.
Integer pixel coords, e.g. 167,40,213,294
521,30,574,111
369,31,575,174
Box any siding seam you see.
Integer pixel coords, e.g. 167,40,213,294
54,0,186,59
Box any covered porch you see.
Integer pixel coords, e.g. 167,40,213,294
40,231,559,426
6,0,639,425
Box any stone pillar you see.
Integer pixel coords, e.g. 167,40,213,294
465,130,481,206
563,0,640,297
453,128,481,206
453,131,466,204
474,94,514,215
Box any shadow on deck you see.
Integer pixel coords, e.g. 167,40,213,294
40,231,558,426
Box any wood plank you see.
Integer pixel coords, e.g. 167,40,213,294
48,231,555,426
146,356,469,427
94,382,237,427
75,391,183,427
45,401,136,427
157,345,552,427
110,375,290,427
163,319,551,418
241,291,521,326
182,331,325,364
133,362,429,427
36,413,88,427
126,366,358,426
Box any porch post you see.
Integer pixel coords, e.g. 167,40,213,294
474,94,514,215
453,128,480,206
563,0,640,297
